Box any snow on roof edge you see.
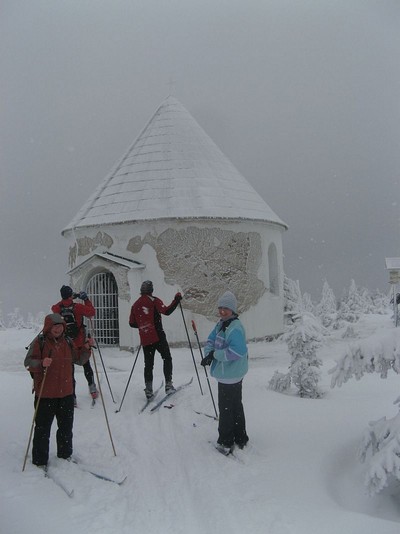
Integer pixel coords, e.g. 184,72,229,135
62,214,289,237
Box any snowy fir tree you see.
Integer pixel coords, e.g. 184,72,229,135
336,280,385,323
26,311,46,331
269,304,324,398
316,280,338,328
337,279,362,323
358,409,400,496
284,312,324,398
302,292,315,314
371,289,390,314
7,308,26,329
330,330,400,497
329,331,400,388
283,275,303,322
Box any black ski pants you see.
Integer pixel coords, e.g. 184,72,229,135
72,361,95,397
32,395,74,466
143,334,173,384
217,380,249,448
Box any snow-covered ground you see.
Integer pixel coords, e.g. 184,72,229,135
1,313,400,534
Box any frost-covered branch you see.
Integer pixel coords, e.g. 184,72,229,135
329,331,400,388
358,412,400,496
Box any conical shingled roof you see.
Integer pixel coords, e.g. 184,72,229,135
63,97,287,233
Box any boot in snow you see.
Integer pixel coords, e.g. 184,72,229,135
144,382,153,399
165,381,176,394
89,383,98,399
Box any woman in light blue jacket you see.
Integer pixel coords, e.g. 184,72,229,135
201,291,249,455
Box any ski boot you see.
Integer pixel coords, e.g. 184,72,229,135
144,382,153,399
165,381,176,395
89,383,98,400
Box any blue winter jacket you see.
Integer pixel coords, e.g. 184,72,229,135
205,316,248,381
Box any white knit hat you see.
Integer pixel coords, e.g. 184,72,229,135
217,291,238,313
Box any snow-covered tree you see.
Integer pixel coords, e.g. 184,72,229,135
370,289,390,315
358,408,400,496
330,331,400,497
283,276,303,322
329,332,400,388
0,305,5,330
285,312,323,398
269,311,324,398
337,280,362,323
268,370,291,394
302,292,315,314
26,311,46,331
7,308,26,329
337,280,387,322
316,281,337,328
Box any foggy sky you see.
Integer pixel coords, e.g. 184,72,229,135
1,0,400,317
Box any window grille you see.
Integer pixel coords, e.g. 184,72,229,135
86,272,119,345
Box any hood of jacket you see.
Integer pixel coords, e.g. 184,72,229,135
43,313,66,335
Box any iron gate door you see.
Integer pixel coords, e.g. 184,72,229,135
86,272,119,345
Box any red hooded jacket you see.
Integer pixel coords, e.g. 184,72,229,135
24,314,90,398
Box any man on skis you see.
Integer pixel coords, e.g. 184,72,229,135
129,280,182,398
52,285,98,404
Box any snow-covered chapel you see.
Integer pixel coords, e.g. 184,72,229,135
62,97,288,349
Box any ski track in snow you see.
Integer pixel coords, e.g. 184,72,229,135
1,316,400,534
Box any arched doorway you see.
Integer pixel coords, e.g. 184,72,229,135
86,271,119,345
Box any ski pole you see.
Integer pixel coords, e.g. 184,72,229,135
90,346,117,456
115,344,141,413
22,352,51,472
179,302,203,395
191,320,218,419
88,319,116,404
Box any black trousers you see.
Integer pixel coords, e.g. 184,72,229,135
143,335,173,384
217,381,249,448
32,395,74,466
72,361,95,397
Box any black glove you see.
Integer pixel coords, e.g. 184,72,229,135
201,351,214,367
78,291,88,301
174,292,182,302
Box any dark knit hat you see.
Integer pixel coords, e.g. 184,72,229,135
140,280,154,295
60,285,73,299
217,291,238,313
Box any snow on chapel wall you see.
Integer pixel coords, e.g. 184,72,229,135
66,216,284,347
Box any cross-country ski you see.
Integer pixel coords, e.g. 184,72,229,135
42,466,74,498
150,377,194,413
139,381,164,413
71,458,127,485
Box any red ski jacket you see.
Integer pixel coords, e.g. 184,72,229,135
52,297,95,348
129,294,180,346
24,314,91,398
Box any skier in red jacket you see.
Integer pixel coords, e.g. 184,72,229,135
24,313,91,466
52,285,98,404
129,280,182,398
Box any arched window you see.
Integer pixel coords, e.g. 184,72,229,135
86,272,119,345
268,243,279,296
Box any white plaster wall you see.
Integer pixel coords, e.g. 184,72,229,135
64,216,285,345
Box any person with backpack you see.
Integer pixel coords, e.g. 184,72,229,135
24,313,91,467
201,290,249,455
51,285,98,404
129,280,182,398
